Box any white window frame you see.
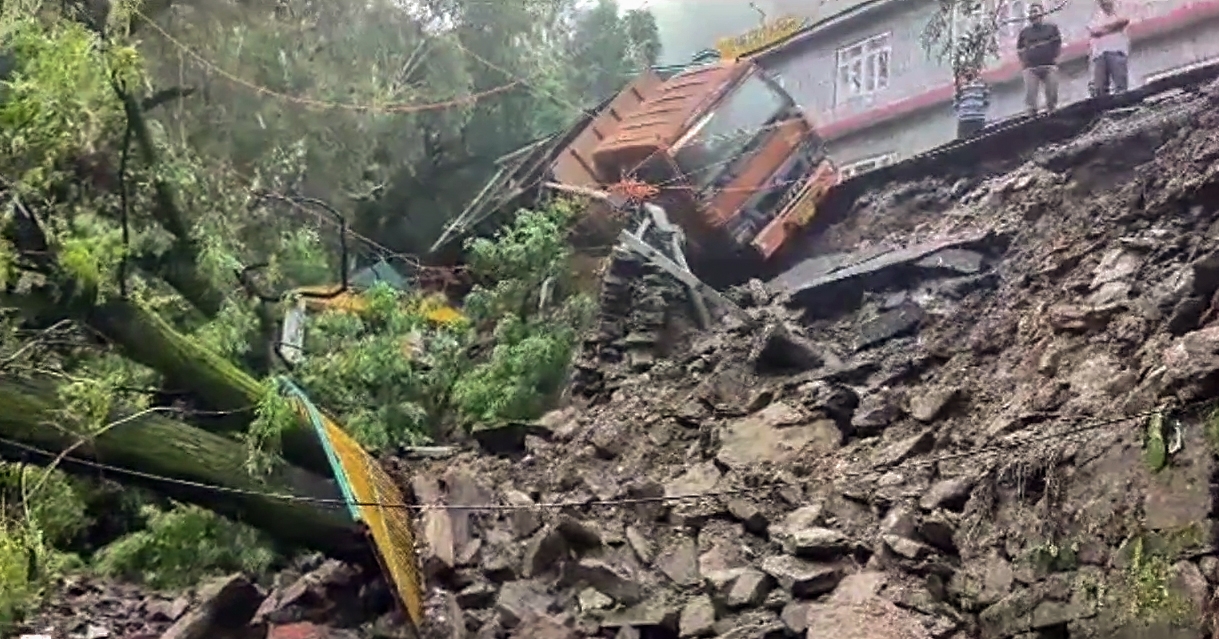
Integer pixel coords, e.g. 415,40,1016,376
834,33,892,106
839,153,897,180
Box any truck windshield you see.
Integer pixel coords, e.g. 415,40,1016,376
673,72,792,189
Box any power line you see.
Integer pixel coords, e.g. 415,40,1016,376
0,398,1195,513
135,9,528,114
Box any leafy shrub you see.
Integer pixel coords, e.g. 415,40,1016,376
0,520,41,631
288,199,593,447
0,463,90,547
93,503,276,589
0,464,89,632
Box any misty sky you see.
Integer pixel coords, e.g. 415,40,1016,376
631,0,843,65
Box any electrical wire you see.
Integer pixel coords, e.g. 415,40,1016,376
134,9,530,114
0,398,1198,512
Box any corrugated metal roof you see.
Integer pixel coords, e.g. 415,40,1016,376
593,61,746,164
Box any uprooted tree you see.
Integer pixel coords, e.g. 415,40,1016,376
0,0,653,625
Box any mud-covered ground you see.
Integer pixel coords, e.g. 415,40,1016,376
25,76,1219,639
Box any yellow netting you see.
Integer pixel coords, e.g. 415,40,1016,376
318,415,425,626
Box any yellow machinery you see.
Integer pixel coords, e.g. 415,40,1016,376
279,377,425,627
292,284,464,325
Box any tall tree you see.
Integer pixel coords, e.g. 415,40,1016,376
567,0,662,104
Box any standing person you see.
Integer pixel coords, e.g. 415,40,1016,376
1017,2,1062,115
953,70,990,140
1089,0,1131,96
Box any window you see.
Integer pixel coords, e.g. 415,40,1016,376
835,33,891,105
839,153,896,180
672,71,793,190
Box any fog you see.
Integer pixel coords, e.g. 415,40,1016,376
640,0,851,64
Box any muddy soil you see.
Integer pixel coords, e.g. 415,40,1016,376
405,80,1219,639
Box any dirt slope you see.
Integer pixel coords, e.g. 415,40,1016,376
407,79,1219,639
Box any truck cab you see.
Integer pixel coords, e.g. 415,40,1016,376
591,59,838,262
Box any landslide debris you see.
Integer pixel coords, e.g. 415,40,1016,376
408,78,1219,639
24,73,1219,639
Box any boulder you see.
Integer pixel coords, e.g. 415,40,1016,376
717,404,827,469
657,537,701,587
162,574,263,639
678,595,717,637
509,615,579,639
495,581,554,629
920,477,973,512
759,556,842,598
726,499,769,535
726,570,773,609
775,526,848,560
561,559,643,605
804,597,932,639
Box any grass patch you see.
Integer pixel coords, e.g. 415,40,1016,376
1204,405,1219,453
1026,540,1079,575
93,503,277,590
1117,535,1193,624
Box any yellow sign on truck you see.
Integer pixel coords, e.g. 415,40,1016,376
716,16,808,60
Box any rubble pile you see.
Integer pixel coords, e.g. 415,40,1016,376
572,248,690,402
17,557,403,639
23,70,1219,639
407,80,1219,639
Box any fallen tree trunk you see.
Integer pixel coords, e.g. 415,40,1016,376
0,376,368,562
80,297,333,475
3,283,331,475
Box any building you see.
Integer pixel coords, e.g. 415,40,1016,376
725,0,1219,176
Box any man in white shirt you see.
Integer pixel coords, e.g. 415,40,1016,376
1088,0,1131,96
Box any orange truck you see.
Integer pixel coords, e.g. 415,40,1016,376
433,56,838,274
589,59,838,262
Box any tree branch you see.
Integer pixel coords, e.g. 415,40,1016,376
141,86,197,111
115,86,227,317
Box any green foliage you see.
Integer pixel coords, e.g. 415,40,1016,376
294,284,470,450
246,378,297,474
1120,535,1193,623
0,464,89,631
566,0,662,103
0,463,91,546
292,200,591,447
0,17,132,193
452,201,593,425
0,519,47,632
193,298,260,359
920,0,1001,81
449,303,588,424
93,503,276,589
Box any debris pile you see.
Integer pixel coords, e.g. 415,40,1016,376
407,79,1219,639
24,66,1219,639
17,558,403,639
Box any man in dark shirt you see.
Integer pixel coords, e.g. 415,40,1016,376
1016,3,1063,115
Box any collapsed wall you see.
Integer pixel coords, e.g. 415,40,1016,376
406,76,1219,639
